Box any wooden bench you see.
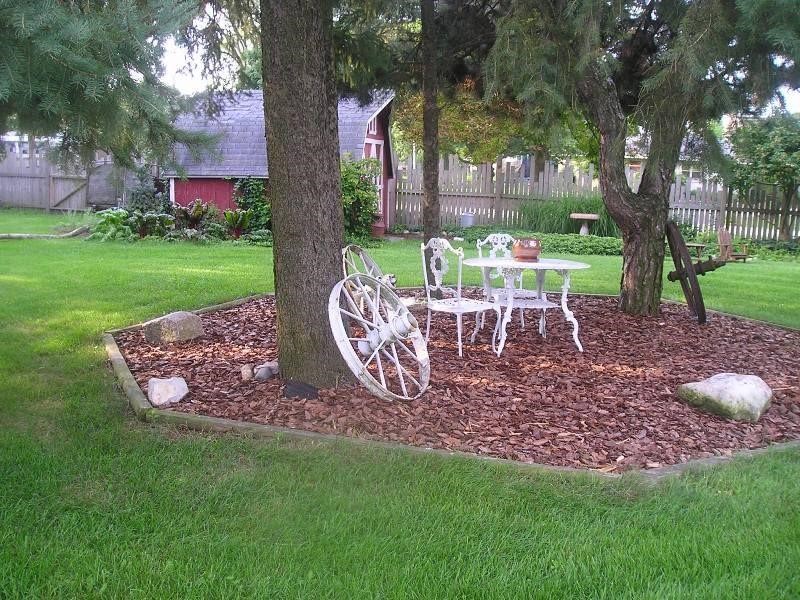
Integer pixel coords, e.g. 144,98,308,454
717,228,749,262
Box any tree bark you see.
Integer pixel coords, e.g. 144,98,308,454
421,0,441,289
576,65,685,316
779,185,796,241
261,0,349,388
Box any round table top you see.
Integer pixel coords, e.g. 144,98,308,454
463,256,591,270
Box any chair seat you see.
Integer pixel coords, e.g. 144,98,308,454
427,297,497,314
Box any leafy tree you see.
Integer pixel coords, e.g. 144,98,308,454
730,114,800,240
488,0,800,315
0,0,207,168
340,158,381,238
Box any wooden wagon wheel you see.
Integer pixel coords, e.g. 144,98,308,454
329,273,430,402
665,221,707,324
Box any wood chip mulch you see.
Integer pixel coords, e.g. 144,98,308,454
115,293,800,472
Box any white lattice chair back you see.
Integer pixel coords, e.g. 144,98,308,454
477,233,515,279
421,237,463,301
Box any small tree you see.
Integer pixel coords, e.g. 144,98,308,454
730,114,800,241
489,0,800,315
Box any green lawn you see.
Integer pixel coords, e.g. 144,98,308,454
0,207,95,234
1,226,799,596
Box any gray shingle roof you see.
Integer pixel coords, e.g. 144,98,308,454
168,91,393,178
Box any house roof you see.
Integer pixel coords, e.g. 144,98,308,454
168,90,394,178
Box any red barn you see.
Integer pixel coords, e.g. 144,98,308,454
166,91,395,234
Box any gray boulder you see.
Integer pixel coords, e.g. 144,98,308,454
254,360,280,381
143,311,204,344
676,373,772,422
147,377,189,407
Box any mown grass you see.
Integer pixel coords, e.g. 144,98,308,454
0,207,95,234
1,220,799,596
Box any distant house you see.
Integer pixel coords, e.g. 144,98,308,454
165,90,396,234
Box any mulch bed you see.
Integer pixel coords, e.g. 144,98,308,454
115,293,800,472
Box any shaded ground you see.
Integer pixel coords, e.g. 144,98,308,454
116,293,800,472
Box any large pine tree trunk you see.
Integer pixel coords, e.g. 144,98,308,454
421,0,440,269
260,0,349,389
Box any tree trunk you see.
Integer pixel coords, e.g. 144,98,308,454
576,65,683,315
421,0,441,289
778,185,796,241
261,0,349,389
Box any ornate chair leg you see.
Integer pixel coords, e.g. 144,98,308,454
425,309,432,342
470,311,481,343
539,309,547,337
519,307,525,330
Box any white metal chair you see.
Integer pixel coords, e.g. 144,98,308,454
421,238,500,357
476,233,542,330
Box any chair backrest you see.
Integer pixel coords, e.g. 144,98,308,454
421,237,463,302
717,228,732,260
342,244,383,279
477,233,515,259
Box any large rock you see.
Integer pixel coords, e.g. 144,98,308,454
143,311,204,344
676,373,772,422
147,377,189,407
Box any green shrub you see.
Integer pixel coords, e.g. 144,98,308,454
238,228,273,246
673,221,698,242
233,177,270,230
126,211,174,238
175,199,212,230
126,175,171,214
519,196,620,237
223,209,252,239
88,208,134,241
345,234,384,249
203,221,229,240
459,226,623,255
750,238,800,261
341,158,380,238
163,228,211,244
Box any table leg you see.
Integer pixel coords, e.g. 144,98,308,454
494,269,521,357
479,266,491,330
535,270,547,337
557,270,583,352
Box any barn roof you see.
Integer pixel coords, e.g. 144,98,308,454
167,90,394,178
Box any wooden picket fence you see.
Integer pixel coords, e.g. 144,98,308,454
396,155,800,239
0,151,88,211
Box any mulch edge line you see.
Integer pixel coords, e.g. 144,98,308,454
103,293,800,483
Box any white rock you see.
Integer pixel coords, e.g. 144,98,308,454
676,373,772,422
241,364,254,381
143,311,204,344
147,377,189,407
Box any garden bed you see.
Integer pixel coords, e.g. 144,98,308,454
114,293,800,472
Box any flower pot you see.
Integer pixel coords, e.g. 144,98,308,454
512,238,541,261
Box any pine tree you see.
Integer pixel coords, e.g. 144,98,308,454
488,0,800,315
0,0,207,168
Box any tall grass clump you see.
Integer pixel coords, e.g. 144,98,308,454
519,196,620,237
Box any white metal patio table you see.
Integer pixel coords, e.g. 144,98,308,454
462,256,591,355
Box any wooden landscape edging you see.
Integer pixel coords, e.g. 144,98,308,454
0,225,89,240
103,292,800,484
